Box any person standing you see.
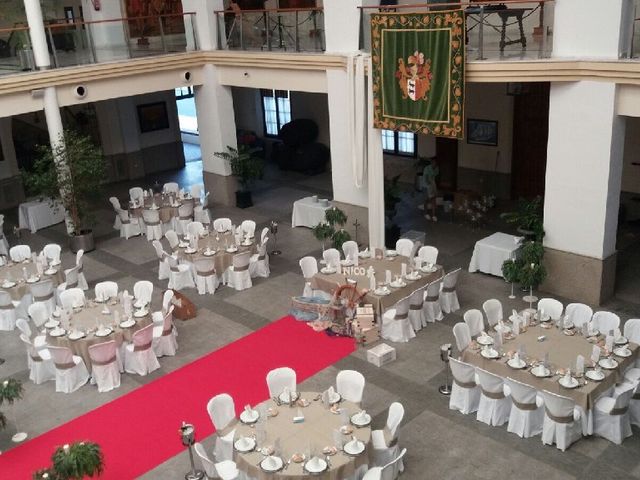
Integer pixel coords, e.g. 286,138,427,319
422,158,439,221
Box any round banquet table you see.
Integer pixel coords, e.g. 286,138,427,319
234,392,372,480
129,194,197,224
46,300,151,372
0,260,64,301
176,232,257,278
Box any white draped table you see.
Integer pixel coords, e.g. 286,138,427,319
468,232,521,278
18,198,65,233
291,197,331,228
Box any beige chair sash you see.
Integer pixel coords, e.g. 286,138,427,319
257,255,266,261
394,312,408,320
170,266,182,273
217,418,239,437
409,303,423,310
30,354,43,363
453,378,476,389
610,406,629,416
34,292,54,302
512,399,537,411
55,361,76,370
545,408,573,424
134,341,152,352
425,295,439,302
121,218,131,225
92,355,116,367
442,286,456,293
162,327,173,336
234,265,249,272
179,215,192,221
0,304,14,310
481,388,505,400
145,220,160,226
198,269,216,277
67,281,78,289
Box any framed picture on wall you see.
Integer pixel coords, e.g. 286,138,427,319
466,119,498,146
137,102,170,133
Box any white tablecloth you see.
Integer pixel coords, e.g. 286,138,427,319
291,196,331,228
18,198,65,233
468,232,521,277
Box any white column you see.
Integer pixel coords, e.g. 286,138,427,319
323,0,362,53
23,0,50,69
367,59,384,250
81,0,127,62
181,0,224,51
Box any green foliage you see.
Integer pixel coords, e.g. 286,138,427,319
325,207,347,227
331,228,352,250
501,259,519,284
0,377,23,405
519,261,547,289
22,130,105,235
313,222,334,244
501,239,547,288
50,442,104,480
213,145,263,192
500,196,545,241
312,207,350,249
33,468,59,480
0,410,6,429
384,175,402,215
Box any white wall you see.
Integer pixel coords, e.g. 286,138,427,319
217,66,327,93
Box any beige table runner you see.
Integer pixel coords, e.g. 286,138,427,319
46,301,151,372
234,392,372,480
130,194,197,224
462,326,639,410
0,261,64,301
312,256,443,314
176,233,257,276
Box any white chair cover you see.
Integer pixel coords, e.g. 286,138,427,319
27,302,49,328
193,197,211,226
449,357,480,415
266,367,297,398
592,311,621,335
191,184,204,200
423,278,443,324
16,317,32,337
565,303,593,329
394,239,413,258
417,245,438,265
623,380,640,428
463,309,484,338
129,187,144,203
213,218,232,233
241,220,256,238
30,279,56,315
623,319,640,344
165,230,180,252
440,268,461,313
163,182,179,193
342,240,359,260
372,402,405,478
506,377,544,438
194,257,219,295
249,243,270,279
167,256,196,291
0,290,16,331
43,243,62,264
537,298,564,320
176,202,195,235
74,249,89,291
336,370,365,404
452,322,471,353
207,393,237,462
10,245,31,262
260,227,269,246
142,209,163,241
19,334,55,384
109,197,122,229
364,448,406,480
152,240,170,280
47,345,90,393
187,221,205,239
194,443,239,480
224,251,252,291
541,390,586,451
94,281,118,301
482,299,503,327
323,248,341,268
299,256,318,279
152,305,178,357
116,209,142,239
57,267,80,301
593,385,634,445
475,368,511,425
407,286,426,332
133,280,154,308
59,288,86,310
88,340,120,393
162,289,174,312
381,297,415,343
124,323,161,376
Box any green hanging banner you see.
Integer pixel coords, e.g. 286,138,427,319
371,10,465,139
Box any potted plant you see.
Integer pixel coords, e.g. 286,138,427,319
0,377,24,442
331,228,351,250
312,207,352,250
384,175,402,248
34,441,104,480
23,130,105,253
501,258,519,299
214,145,264,208
500,196,544,241
312,222,333,252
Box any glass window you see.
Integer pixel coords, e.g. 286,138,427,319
382,130,416,157
261,90,291,137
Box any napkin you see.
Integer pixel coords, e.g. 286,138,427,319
244,404,255,416
605,334,614,352
513,352,520,364
563,370,572,383
369,274,376,291
591,345,601,364
401,263,407,277
385,270,392,284
307,457,323,470
303,282,313,297
576,355,585,376
493,331,502,349
512,318,520,336
355,409,367,421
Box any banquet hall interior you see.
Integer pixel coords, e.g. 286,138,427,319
1,0,640,479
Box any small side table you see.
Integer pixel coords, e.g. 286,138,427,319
497,8,531,53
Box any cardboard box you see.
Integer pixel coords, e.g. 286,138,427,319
356,327,380,345
367,343,396,367
352,317,376,332
357,305,375,317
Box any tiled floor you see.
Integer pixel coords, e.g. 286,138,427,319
0,159,639,480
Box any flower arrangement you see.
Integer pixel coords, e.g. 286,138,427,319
34,441,104,480
457,195,495,227
312,207,351,250
0,377,23,432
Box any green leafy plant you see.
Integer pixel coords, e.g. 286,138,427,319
331,228,352,250
519,261,547,289
44,441,104,480
325,207,347,227
213,145,263,192
501,258,519,284
0,377,23,405
313,222,334,250
500,196,544,241
33,468,59,480
22,130,105,236
501,239,547,289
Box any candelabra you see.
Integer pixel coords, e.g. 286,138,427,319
179,422,204,480
270,220,282,256
438,344,452,395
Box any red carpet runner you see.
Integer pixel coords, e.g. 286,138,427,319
0,316,355,479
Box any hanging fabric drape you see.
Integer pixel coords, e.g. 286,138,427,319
367,56,385,250
347,54,367,188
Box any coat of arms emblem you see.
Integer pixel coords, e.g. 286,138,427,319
395,51,432,102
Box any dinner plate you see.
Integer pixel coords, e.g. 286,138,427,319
495,324,512,334
304,458,328,474
50,260,61,266
95,328,113,338
385,250,397,257
44,268,57,275
241,240,253,247
233,436,256,453
598,358,619,370
614,336,629,346
226,247,238,253
44,319,60,329
119,319,136,328
184,247,197,254
260,456,284,473
476,335,494,346
405,273,422,281
390,281,407,288
328,391,341,404
586,369,605,381
278,391,299,404
563,329,576,336
613,347,632,358
358,251,370,258
559,376,580,389
507,358,527,369
531,365,551,378
1,281,16,288
343,440,365,456
49,328,66,337
239,409,259,424
350,412,371,427
68,331,86,341
133,310,148,318
178,241,189,248
420,266,437,273
373,288,390,296
203,250,216,257
480,348,499,359
320,267,337,275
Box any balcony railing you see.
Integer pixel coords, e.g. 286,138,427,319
359,1,554,61
214,7,325,52
0,13,197,76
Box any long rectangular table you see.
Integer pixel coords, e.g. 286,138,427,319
291,196,331,228
18,198,65,233
468,232,521,278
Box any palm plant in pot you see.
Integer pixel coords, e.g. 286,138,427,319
500,196,544,242
23,130,105,253
214,145,263,209
33,441,104,479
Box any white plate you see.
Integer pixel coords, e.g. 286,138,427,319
68,331,86,340
184,247,197,254
350,412,371,427
133,310,148,318
343,440,365,456
613,347,632,358
119,319,136,328
373,288,390,296
260,456,283,473
239,409,259,424
385,250,397,257
420,266,437,273
1,281,16,288
480,348,499,359
598,358,619,370
44,320,60,329
226,247,238,253
340,259,353,267
278,391,299,404
559,376,579,389
531,365,551,378
26,276,40,284
95,328,112,338
476,335,494,346
178,242,189,248
44,268,57,275
495,324,512,334
50,260,61,266
328,391,341,404
49,328,66,337
507,358,527,369
586,369,605,381
614,336,628,346
320,267,337,275
203,250,216,257
390,281,407,288
52,310,61,318
304,458,328,474
358,251,370,258
406,273,422,281
234,436,256,453
241,240,253,246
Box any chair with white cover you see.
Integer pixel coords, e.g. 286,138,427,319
109,197,122,229
541,390,586,451
407,286,426,332
621,380,640,428
10,244,31,262
194,257,219,295
94,281,118,301
176,202,194,235
299,256,329,299
43,243,62,265
440,268,461,313
417,245,438,265
27,303,48,329
72,249,89,290
162,289,174,313
423,278,443,324
565,303,593,329
537,298,563,321
191,184,204,200
266,367,297,398
59,288,85,310
187,221,205,239
129,187,144,203
372,402,405,478
165,230,180,253
152,305,178,357
394,238,414,258
449,357,480,414
623,319,640,344
342,240,359,260
505,377,544,438
142,209,163,241
16,317,33,338
193,192,211,226
452,322,471,353
124,323,160,376
323,248,341,268
464,309,484,338
56,267,80,300
163,182,179,193
207,393,237,462
0,214,7,256
482,299,503,327
224,251,252,291
133,280,154,308
381,296,415,343
30,279,56,315
213,218,232,233
260,227,269,246
88,340,121,393
591,311,621,335
593,385,634,445
152,240,171,280
249,242,269,279
362,448,407,480
116,209,142,239
47,345,90,393
19,334,55,384
336,370,365,405
241,220,256,238
194,443,239,480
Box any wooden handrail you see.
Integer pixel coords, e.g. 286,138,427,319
358,0,552,9
44,12,195,30
213,7,324,14
0,26,30,35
